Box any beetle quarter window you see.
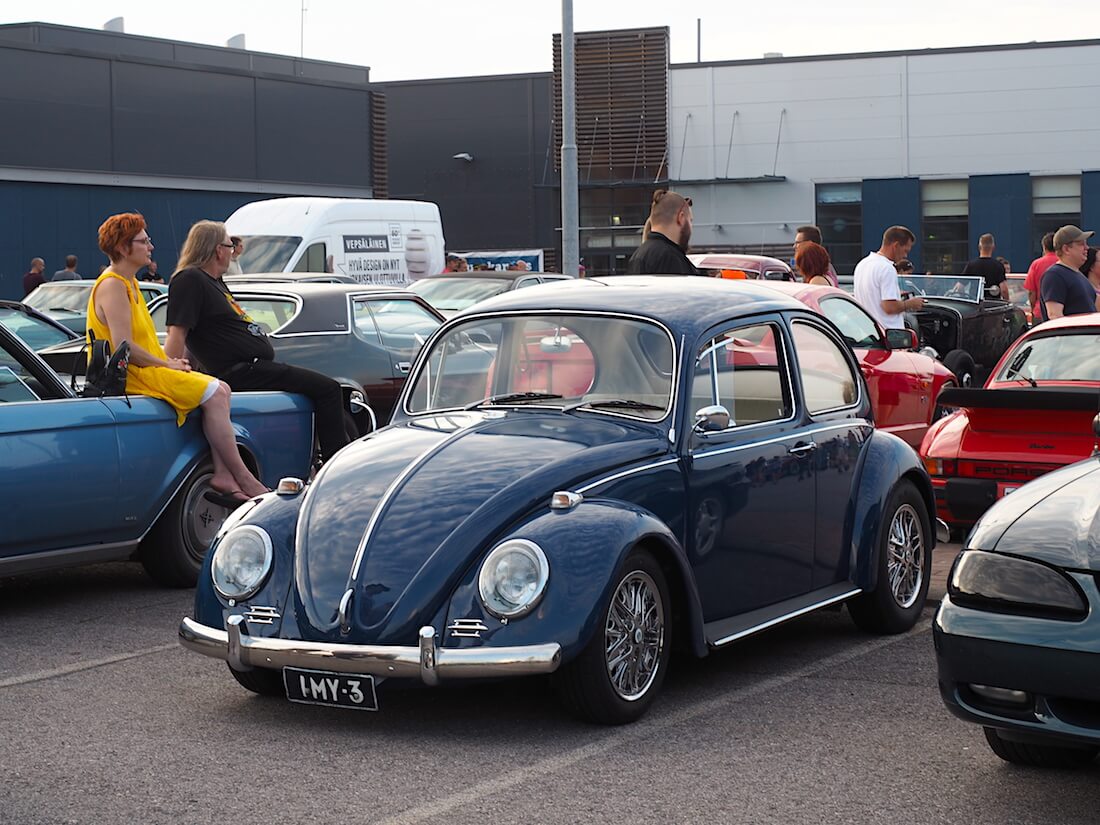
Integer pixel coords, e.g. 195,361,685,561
693,323,792,427
791,321,859,413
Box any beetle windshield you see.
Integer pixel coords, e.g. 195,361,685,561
406,314,674,421
996,332,1100,382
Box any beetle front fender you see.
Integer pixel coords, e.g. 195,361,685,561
443,498,708,661
850,431,936,591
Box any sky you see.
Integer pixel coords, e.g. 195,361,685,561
0,1,1095,81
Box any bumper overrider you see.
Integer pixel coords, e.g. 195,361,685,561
179,616,562,685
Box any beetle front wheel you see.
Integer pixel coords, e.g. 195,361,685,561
554,549,671,725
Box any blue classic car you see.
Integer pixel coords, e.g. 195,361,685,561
935,447,1100,767
180,277,935,723
0,322,314,587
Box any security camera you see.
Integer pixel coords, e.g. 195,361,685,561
452,152,474,162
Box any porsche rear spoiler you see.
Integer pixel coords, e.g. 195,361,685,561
937,386,1100,411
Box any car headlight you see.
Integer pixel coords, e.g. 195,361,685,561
211,525,273,601
478,539,549,619
948,549,1087,620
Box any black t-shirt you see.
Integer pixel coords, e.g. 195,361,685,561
626,232,699,276
166,267,275,377
962,257,1006,297
1039,263,1097,321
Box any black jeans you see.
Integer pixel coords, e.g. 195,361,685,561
222,360,349,462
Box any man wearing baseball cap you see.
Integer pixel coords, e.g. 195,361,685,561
1040,224,1097,321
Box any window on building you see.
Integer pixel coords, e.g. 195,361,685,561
815,183,862,277
1032,176,1081,256
922,180,968,275
578,187,653,275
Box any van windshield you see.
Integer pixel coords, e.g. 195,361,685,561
237,235,302,273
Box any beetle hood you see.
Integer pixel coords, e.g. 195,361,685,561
969,458,1100,571
292,411,668,641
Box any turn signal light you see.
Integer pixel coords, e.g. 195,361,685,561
924,457,957,476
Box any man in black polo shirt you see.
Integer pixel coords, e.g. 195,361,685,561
626,189,699,276
962,233,1008,300
164,220,349,463
1039,224,1097,322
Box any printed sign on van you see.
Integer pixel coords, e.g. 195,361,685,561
341,234,409,285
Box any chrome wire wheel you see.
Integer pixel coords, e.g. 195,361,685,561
604,570,665,701
887,503,924,609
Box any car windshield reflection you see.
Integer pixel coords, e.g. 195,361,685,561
997,332,1100,382
406,314,675,420
899,275,984,303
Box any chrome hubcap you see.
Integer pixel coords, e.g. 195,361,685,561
887,504,924,609
605,570,664,701
183,472,228,564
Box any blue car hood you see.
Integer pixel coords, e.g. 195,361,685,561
969,458,1100,571
292,411,668,641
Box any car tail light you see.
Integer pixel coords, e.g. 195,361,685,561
924,457,956,476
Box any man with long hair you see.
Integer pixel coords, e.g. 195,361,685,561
165,220,350,463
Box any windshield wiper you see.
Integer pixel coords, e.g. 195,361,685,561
564,398,666,412
1004,347,1033,382
464,391,563,409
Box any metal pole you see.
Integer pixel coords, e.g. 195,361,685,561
697,18,701,62
300,1,307,58
561,0,579,277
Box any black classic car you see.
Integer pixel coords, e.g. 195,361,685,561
900,275,1028,386
38,283,444,433
935,439,1100,768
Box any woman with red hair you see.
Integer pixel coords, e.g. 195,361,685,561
795,241,833,286
88,213,268,505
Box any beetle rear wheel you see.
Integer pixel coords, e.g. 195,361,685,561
554,549,671,724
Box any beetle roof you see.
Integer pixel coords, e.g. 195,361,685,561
461,275,807,337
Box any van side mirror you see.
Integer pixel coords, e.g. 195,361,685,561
886,328,918,351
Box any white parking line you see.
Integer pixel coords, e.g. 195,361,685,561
0,643,177,689
379,618,934,825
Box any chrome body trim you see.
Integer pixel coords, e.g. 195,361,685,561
575,458,680,495
180,618,562,681
243,605,281,627
550,491,583,510
448,619,490,638
692,421,870,460
712,587,862,647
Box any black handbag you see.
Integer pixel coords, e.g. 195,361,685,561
79,330,131,398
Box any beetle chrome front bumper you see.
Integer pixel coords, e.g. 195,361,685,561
179,616,562,685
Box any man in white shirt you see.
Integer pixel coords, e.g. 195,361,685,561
854,225,925,329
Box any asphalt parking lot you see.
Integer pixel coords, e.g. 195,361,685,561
2,543,1098,825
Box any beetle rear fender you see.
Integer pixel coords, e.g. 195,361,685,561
849,431,936,591
485,498,707,660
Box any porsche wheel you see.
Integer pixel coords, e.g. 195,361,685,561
848,481,931,634
983,727,1099,768
228,664,285,697
139,459,228,587
554,549,671,725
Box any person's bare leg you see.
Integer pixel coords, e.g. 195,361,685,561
201,383,267,498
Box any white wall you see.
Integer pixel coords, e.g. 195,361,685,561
670,43,1100,249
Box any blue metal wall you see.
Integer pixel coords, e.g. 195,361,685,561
861,178,921,269
1082,171,1100,236
968,174,1031,272
0,182,265,299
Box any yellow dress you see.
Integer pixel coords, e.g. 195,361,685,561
86,271,215,426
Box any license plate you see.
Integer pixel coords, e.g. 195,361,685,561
283,667,378,711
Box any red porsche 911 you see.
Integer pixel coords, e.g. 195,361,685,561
920,313,1100,532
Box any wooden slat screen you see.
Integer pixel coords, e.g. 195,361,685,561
553,27,669,182
369,90,389,198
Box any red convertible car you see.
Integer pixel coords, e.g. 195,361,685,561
920,313,1100,531
751,281,957,449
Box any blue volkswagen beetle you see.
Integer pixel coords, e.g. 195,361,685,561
0,322,314,587
180,277,935,724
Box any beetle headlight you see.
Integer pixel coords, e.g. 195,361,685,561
948,549,1087,620
211,525,273,601
478,539,549,619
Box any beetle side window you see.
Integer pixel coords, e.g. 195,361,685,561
692,323,792,428
791,321,859,413
817,297,883,348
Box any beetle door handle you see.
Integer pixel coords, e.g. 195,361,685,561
397,361,411,373
788,441,817,457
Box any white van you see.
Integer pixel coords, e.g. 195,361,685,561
225,197,445,285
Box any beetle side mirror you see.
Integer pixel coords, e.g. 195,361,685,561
693,404,731,433
886,328,918,351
